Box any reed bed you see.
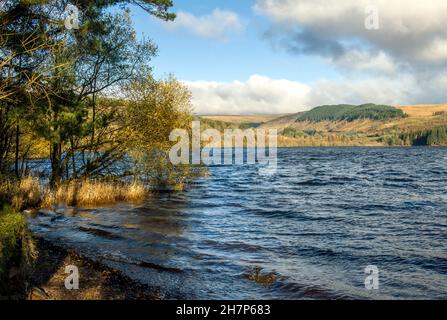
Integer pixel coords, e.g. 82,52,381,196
1,176,147,210
42,179,146,207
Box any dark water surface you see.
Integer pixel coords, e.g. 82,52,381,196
28,148,447,299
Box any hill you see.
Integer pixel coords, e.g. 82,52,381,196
198,104,447,147
399,104,447,117
296,104,405,122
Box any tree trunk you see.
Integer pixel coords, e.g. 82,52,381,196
71,138,77,179
50,143,62,187
15,124,20,177
87,90,97,172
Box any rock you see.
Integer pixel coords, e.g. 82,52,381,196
245,267,277,286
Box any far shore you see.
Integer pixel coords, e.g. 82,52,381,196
199,104,447,147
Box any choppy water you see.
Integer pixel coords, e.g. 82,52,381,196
28,148,447,299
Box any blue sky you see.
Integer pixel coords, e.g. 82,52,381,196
129,0,338,83
125,0,447,115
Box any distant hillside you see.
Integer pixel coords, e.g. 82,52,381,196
199,104,447,147
201,114,282,124
196,117,260,131
399,104,447,117
296,103,405,122
198,114,292,131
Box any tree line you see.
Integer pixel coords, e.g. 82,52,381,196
400,126,447,146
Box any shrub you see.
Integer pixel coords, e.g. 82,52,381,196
0,206,37,297
125,75,207,190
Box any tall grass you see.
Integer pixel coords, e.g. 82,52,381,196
1,176,147,210
0,176,41,210
13,177,42,210
42,179,147,207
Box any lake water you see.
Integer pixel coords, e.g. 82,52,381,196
28,148,447,299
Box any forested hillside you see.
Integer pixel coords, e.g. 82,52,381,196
296,104,405,122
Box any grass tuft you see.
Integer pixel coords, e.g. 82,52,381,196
42,179,147,207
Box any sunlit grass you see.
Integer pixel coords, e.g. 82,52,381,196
1,176,147,210
42,179,147,207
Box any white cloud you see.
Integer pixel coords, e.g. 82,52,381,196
164,9,244,40
417,39,447,62
184,74,447,115
307,76,418,107
184,75,311,115
329,50,397,74
173,2,447,114
255,0,447,69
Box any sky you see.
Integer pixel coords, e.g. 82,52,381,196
129,0,447,115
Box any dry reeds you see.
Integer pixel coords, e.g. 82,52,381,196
0,176,42,210
41,179,147,207
1,176,147,210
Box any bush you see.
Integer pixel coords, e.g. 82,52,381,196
125,75,206,190
0,205,37,297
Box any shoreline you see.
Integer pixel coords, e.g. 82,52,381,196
21,237,162,300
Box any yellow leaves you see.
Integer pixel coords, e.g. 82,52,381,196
123,75,201,188
125,76,193,151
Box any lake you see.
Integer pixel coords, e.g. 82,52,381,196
28,147,447,299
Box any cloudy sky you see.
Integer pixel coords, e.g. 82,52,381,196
130,0,447,115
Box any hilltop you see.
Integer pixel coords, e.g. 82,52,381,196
295,104,405,122
199,104,447,147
